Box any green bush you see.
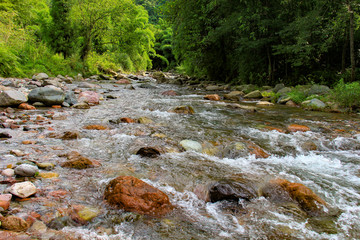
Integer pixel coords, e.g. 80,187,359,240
333,79,360,109
287,87,307,104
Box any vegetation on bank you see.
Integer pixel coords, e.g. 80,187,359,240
0,1,359,104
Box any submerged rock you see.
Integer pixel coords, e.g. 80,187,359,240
208,181,257,203
260,179,327,216
83,124,108,130
171,106,195,114
162,90,179,96
0,215,29,232
223,91,244,101
78,91,100,105
18,103,36,110
10,181,37,198
204,94,221,101
60,151,94,169
104,176,173,216
244,90,262,99
0,194,12,210
287,124,311,132
136,147,162,158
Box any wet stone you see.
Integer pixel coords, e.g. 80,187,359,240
0,215,29,232
14,164,38,177
0,132,12,139
10,181,37,198
136,147,161,158
0,194,12,210
2,168,15,177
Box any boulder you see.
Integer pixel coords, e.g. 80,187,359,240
180,140,202,152
208,182,257,203
273,83,285,93
32,73,49,81
171,106,195,114
305,98,326,109
64,91,78,106
78,91,100,105
10,181,37,198
204,94,221,101
205,85,223,91
28,87,65,106
104,176,173,216
151,72,167,83
260,179,327,216
14,164,38,177
83,124,108,130
277,87,292,95
139,83,157,89
306,85,330,96
0,90,28,107
0,215,29,232
244,90,262,99
42,78,63,88
223,91,244,101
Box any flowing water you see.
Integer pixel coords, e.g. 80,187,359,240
1,78,360,239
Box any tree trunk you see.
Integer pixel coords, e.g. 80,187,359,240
348,4,356,81
81,32,91,60
342,25,349,74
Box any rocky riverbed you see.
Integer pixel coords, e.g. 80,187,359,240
0,72,359,239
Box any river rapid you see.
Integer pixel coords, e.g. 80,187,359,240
1,76,360,239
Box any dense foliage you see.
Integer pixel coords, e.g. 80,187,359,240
165,0,360,85
0,0,160,77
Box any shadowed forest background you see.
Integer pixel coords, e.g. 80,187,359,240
0,0,359,86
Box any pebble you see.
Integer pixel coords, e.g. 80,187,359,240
2,168,15,177
14,164,38,177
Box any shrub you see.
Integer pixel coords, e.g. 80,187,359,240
333,79,360,109
287,87,307,104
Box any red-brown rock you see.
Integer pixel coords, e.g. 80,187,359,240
83,124,108,130
60,151,94,169
246,142,270,158
0,215,29,232
104,176,173,216
18,103,36,110
162,90,179,96
0,194,12,210
116,79,130,84
287,124,311,132
204,94,221,101
120,117,136,123
78,91,100,105
171,106,195,114
261,179,327,216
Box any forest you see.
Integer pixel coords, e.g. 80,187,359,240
0,0,359,86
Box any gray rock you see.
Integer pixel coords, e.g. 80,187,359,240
32,73,49,81
273,83,285,93
9,181,37,198
28,87,65,106
223,91,244,101
14,164,38,177
64,91,78,106
277,87,292,95
78,82,100,89
236,84,257,94
306,85,330,96
42,78,63,88
206,85,223,91
72,102,90,109
0,90,28,106
139,83,157,89
304,98,326,109
1,168,15,177
180,140,202,152
278,96,291,104
244,90,262,99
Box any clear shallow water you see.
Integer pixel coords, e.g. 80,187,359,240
1,81,360,239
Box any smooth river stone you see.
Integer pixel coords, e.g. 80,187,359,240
180,140,203,153
14,164,38,177
10,181,37,198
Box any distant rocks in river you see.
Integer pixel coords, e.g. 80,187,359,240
28,87,65,106
171,105,195,114
104,176,173,216
60,151,96,169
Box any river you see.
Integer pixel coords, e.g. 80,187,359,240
1,77,360,239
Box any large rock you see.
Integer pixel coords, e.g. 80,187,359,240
64,91,78,106
32,73,49,81
208,182,257,203
151,72,167,83
304,98,326,109
244,90,262,99
0,215,29,232
0,90,28,107
204,94,221,101
273,83,285,93
28,87,65,106
180,140,202,152
78,91,100,105
14,164,38,177
260,179,327,216
306,85,330,96
10,181,37,198
104,176,173,216
223,91,244,101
